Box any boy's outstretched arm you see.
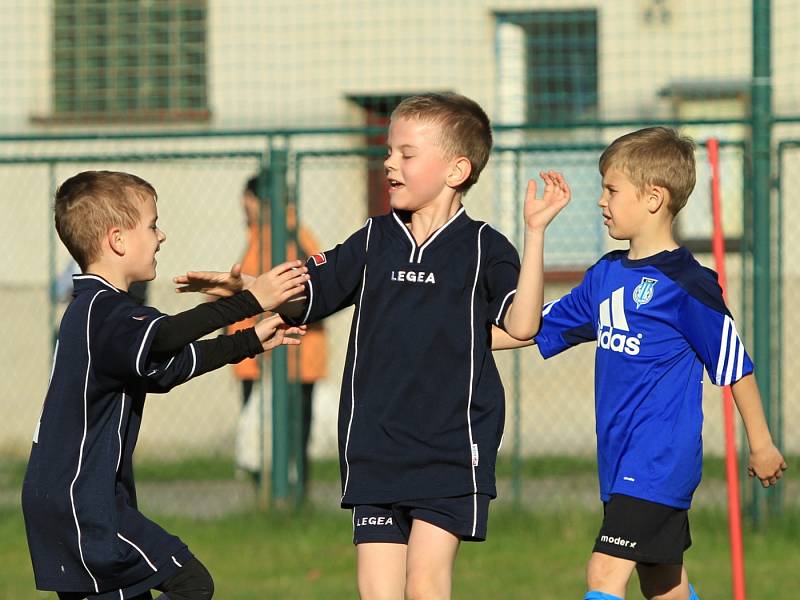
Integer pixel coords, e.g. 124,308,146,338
174,260,308,310
491,325,535,350
731,373,788,487
254,314,306,351
503,171,570,340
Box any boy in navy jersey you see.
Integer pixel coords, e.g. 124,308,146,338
22,171,307,600
176,93,570,599
499,127,787,600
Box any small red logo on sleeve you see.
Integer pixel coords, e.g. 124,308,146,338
310,253,327,267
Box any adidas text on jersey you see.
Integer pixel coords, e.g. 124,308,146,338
597,287,641,356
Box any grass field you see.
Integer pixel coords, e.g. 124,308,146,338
2,456,797,599
2,506,799,598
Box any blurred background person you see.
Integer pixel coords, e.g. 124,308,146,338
229,171,328,491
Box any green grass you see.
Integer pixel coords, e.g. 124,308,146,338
1,454,789,487
128,454,796,483
3,454,795,598
2,507,799,599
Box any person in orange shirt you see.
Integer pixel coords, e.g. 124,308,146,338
229,172,328,488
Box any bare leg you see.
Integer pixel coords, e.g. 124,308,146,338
404,520,460,600
357,542,407,600
586,552,637,598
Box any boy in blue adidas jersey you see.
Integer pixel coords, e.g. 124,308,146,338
498,127,787,600
175,92,570,599
22,171,307,600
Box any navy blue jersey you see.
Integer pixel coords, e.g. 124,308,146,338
535,247,753,509
22,275,201,594
289,208,519,508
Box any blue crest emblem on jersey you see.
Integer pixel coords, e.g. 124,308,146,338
632,277,658,309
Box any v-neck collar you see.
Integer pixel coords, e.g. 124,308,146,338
391,206,468,264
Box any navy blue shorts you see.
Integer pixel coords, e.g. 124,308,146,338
593,494,692,565
352,494,491,544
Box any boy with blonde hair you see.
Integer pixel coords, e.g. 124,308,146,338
178,92,570,599
509,127,786,599
22,171,307,599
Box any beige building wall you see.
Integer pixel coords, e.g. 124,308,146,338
1,1,797,459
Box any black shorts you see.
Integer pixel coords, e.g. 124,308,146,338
593,494,692,565
352,494,491,544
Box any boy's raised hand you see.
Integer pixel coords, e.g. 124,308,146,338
173,260,307,308
248,261,309,311
748,443,788,488
524,171,571,233
254,314,306,351
173,263,253,297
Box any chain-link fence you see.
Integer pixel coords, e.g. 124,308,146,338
1,1,798,519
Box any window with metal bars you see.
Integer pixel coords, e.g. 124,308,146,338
499,9,598,124
48,0,208,123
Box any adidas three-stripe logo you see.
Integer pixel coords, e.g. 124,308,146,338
597,287,642,356
715,315,745,386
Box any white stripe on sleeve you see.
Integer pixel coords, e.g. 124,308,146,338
715,315,732,385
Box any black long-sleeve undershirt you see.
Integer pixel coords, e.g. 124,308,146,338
191,328,265,377
149,291,266,371
150,290,263,354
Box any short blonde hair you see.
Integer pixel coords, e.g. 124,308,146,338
54,171,157,270
599,127,696,215
391,93,492,193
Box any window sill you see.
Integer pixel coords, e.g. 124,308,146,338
30,108,212,126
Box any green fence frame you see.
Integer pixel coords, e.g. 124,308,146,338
1,117,791,518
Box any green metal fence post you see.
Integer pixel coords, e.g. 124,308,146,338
773,146,784,515
48,162,58,349
750,0,772,524
287,168,306,507
255,161,270,509
270,146,291,507
511,151,522,510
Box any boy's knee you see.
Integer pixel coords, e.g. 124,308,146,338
187,565,214,600
186,560,214,600
404,574,448,600
158,557,214,600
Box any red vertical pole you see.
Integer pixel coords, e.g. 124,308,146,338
707,138,747,600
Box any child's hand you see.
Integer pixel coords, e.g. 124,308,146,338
255,314,306,351
524,171,571,234
173,263,256,297
748,443,788,487
248,261,309,311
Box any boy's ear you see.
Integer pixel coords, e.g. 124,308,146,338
107,227,125,257
447,156,472,189
647,185,669,214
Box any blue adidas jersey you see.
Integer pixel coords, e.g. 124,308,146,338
534,247,753,509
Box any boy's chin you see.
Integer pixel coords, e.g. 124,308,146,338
605,227,626,241
388,198,406,210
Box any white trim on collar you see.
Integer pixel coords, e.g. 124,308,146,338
72,274,121,293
